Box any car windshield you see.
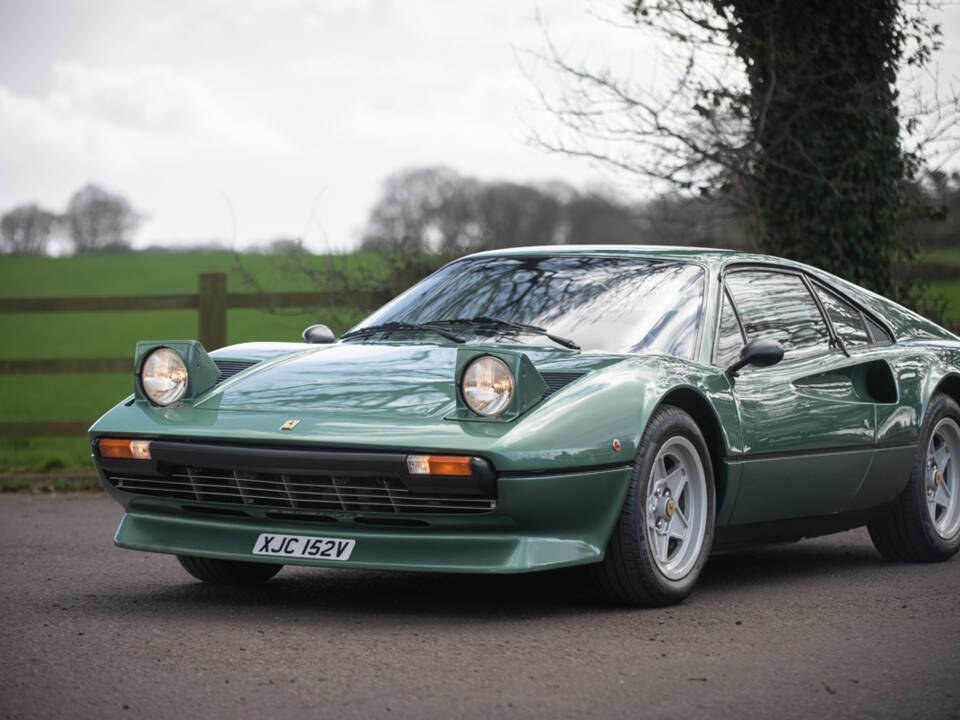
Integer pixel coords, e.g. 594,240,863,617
351,255,706,358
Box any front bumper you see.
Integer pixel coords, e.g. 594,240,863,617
106,464,633,573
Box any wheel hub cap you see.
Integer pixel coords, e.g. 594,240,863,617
925,417,960,540
644,436,708,581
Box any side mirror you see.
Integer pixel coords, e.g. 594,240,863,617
725,338,784,376
302,324,336,344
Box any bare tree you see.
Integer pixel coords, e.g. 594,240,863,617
0,204,59,255
360,166,650,252
361,167,469,251
65,184,142,253
470,182,562,249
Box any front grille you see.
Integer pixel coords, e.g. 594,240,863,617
212,359,258,383
106,467,496,515
541,372,584,398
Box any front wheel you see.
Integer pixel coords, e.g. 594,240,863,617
177,555,283,584
595,404,716,607
868,392,960,562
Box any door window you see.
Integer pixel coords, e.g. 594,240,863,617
715,289,745,368
724,270,830,360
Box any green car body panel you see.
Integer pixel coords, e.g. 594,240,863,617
90,246,960,573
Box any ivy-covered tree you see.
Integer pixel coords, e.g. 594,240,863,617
722,0,928,299
533,0,957,309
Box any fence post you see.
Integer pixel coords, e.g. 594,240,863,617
198,273,227,350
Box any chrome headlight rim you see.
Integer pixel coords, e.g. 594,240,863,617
139,347,189,406
461,355,515,417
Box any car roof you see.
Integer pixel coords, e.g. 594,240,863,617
463,244,803,272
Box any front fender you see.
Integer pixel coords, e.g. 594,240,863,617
489,355,737,471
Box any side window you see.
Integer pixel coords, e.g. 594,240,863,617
715,289,745,368
814,284,870,347
724,270,831,360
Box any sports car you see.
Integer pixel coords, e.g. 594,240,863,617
89,246,960,606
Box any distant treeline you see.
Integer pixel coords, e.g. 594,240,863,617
0,184,141,256
359,166,749,253
2,168,957,257
360,166,960,255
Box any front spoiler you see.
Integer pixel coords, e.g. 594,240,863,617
111,466,633,574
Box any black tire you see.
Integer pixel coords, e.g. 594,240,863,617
177,555,283,584
595,404,716,607
868,392,960,562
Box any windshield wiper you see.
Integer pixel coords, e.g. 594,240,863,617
340,321,465,344
428,315,580,350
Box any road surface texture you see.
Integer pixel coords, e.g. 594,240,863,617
1,494,958,720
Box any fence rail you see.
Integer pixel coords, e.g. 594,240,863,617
0,272,379,437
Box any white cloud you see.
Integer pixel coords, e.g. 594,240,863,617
295,58,457,84
0,62,296,170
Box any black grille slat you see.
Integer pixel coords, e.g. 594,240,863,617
108,465,495,515
541,372,585,398
172,474,419,498
212,359,258,385
114,478,492,511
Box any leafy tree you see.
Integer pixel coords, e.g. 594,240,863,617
65,184,141,253
0,204,59,255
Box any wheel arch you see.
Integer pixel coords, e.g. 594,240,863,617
655,387,729,518
933,373,960,409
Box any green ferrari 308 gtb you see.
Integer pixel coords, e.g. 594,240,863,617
90,246,960,606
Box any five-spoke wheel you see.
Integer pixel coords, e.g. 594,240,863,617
925,416,960,540
597,404,715,606
644,436,709,581
869,392,960,561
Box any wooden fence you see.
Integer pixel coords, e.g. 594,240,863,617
0,272,383,437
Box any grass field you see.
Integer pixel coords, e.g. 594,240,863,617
925,248,960,264
923,247,960,324
0,248,958,476
0,251,388,475
931,282,960,324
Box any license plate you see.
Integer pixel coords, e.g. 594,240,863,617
252,533,355,561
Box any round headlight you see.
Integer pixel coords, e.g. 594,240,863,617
462,356,515,417
141,348,189,406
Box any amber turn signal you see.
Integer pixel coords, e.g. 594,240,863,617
406,454,473,477
98,438,152,460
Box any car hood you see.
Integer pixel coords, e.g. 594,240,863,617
197,342,595,418
199,343,462,417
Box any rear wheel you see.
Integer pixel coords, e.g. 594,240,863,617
177,555,283,584
595,405,715,606
868,393,960,562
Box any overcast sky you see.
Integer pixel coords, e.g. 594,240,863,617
1,0,958,253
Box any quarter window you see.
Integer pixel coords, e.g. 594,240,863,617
724,270,831,360
814,285,870,347
865,315,894,344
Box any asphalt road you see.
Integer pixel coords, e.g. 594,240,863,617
1,494,958,720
